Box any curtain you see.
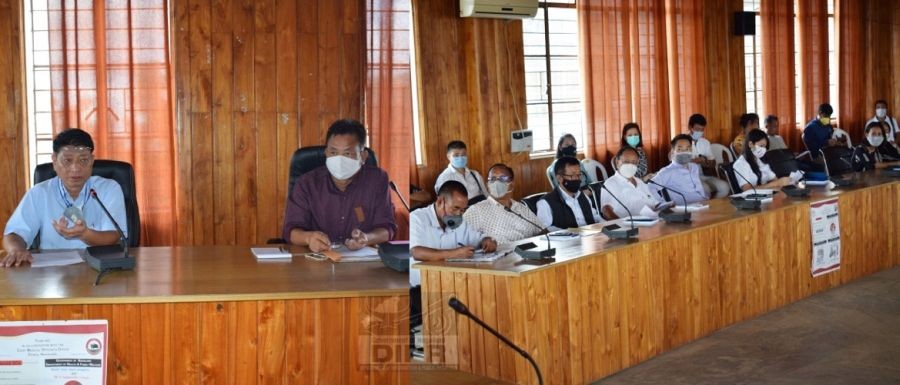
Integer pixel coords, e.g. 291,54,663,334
836,0,865,139
761,0,800,150
366,0,413,240
796,0,830,124
579,0,710,170
48,0,175,245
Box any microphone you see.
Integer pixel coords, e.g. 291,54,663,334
645,180,691,223
729,166,764,210
504,206,555,261
388,181,410,212
86,189,135,285
589,181,638,239
449,298,543,385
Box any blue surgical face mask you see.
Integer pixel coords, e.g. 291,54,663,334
450,155,468,169
626,135,640,147
691,131,704,141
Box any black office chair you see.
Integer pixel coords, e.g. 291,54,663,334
717,163,741,195
467,195,487,206
820,146,856,180
522,193,546,214
762,149,800,178
33,160,141,248
270,146,378,244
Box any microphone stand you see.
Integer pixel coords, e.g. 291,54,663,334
388,181,411,212
645,180,692,223
87,189,135,285
589,181,638,239
504,206,555,261
449,298,543,385
729,166,764,210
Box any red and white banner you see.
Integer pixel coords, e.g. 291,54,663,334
810,198,841,277
0,320,107,385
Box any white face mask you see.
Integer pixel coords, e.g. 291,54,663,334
868,135,885,147
751,145,767,158
618,163,638,179
876,108,887,118
325,155,362,180
488,181,510,198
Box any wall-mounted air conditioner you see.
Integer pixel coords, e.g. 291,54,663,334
459,0,539,20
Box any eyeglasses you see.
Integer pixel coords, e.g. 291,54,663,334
561,173,582,180
57,156,93,169
487,175,512,183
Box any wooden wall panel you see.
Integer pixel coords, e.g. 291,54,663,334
0,0,27,237
172,0,366,246
0,296,409,385
421,182,899,385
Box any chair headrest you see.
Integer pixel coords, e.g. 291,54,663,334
287,146,378,195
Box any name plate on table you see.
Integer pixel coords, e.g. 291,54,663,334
0,320,108,385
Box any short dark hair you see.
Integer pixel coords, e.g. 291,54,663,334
326,119,367,147
874,99,887,107
688,113,707,128
615,145,639,160
865,121,885,134
671,134,693,147
765,115,778,125
53,128,94,153
553,156,581,176
818,103,834,115
739,113,760,128
437,180,468,199
447,140,467,153
487,163,514,180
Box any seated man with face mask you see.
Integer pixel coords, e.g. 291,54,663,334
409,181,498,287
536,156,601,231
649,134,710,205
282,119,397,252
2,128,128,267
600,147,668,219
463,163,544,247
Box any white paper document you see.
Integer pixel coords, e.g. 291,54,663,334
332,246,381,262
619,216,660,227
30,251,84,268
446,249,512,263
674,203,710,212
251,247,292,259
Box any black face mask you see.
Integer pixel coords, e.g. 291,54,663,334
561,179,581,193
561,145,577,157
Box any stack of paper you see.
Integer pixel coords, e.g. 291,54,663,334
30,251,84,268
251,247,292,259
331,246,381,262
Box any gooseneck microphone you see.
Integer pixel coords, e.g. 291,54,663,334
645,180,692,223
86,189,135,285
504,206,555,261
388,181,410,212
729,166,764,210
589,181,638,239
449,297,544,385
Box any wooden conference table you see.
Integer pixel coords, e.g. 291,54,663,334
415,170,900,385
0,245,410,385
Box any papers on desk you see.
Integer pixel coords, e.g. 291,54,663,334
30,250,84,268
674,203,710,212
730,188,775,203
251,247,292,259
618,216,660,227
446,249,512,263
548,230,581,239
329,246,381,262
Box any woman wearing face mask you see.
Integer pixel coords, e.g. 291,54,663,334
618,123,652,180
852,121,900,171
866,100,898,146
600,146,670,220
731,129,793,191
546,134,594,189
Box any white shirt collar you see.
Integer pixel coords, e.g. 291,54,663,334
426,204,443,229
556,187,582,202
446,163,469,174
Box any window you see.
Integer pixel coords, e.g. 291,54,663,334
743,0,763,118
23,0,54,179
523,0,583,154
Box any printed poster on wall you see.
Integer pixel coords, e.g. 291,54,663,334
810,198,841,277
0,320,108,385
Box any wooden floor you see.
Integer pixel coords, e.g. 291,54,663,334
596,266,900,385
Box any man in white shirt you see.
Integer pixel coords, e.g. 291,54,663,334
649,134,710,204
464,164,543,247
866,99,898,146
687,114,730,198
409,180,497,287
433,140,487,201
764,115,788,151
536,156,601,231
600,147,665,219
